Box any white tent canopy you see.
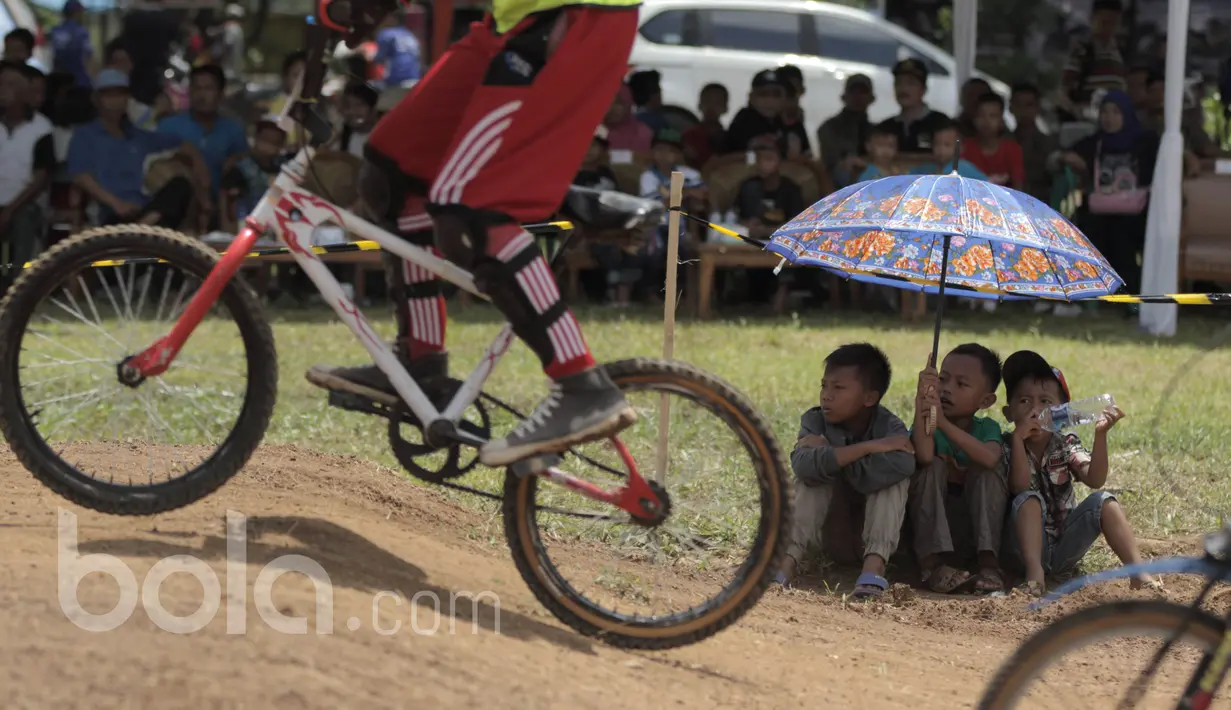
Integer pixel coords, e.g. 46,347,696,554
951,0,1188,336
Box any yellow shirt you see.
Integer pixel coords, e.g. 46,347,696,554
492,0,641,34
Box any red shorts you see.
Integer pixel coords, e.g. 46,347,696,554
367,7,638,224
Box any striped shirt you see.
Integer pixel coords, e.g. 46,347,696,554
1063,38,1126,102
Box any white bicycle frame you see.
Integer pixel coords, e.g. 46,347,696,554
241,88,521,436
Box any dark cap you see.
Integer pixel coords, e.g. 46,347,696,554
652,127,683,149
893,58,929,82
751,69,787,90
844,73,873,93
1092,0,1124,12
1002,350,1071,403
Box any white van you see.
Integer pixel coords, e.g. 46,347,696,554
629,0,1015,140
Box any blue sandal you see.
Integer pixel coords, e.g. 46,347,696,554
852,572,888,600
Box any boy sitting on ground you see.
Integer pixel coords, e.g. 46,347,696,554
910,343,1008,594
1001,350,1160,597
777,343,916,599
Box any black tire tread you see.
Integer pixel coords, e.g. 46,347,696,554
501,356,791,650
977,600,1225,709
0,224,278,516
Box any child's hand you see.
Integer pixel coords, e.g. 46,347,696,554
1012,413,1043,443
794,434,829,452
916,366,939,399
867,436,915,455
1095,405,1125,434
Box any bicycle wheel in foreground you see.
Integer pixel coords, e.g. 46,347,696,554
502,358,790,650
979,600,1231,710
0,225,278,515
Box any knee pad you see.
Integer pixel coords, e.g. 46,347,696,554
358,146,430,228
426,203,514,270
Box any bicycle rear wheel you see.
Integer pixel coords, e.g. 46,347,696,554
979,600,1229,709
0,225,278,515
502,358,790,650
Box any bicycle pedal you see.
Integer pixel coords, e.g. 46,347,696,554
510,453,562,478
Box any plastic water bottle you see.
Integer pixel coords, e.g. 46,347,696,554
1038,394,1116,432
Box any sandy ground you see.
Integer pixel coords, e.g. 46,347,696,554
0,444,1213,709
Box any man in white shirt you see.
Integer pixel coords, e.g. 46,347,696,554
0,60,54,292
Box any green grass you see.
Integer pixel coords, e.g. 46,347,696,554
23,291,1231,564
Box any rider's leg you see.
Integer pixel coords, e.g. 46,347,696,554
425,6,640,465
304,218,450,405
306,24,495,403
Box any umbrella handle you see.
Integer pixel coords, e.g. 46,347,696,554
773,257,786,276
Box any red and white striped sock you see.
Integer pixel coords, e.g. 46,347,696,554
394,200,447,362
491,226,594,380
400,254,447,360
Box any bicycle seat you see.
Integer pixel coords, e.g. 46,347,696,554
560,185,665,232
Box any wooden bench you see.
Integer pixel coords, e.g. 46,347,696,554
1180,168,1231,287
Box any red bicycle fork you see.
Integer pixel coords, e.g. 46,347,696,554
535,437,666,522
125,225,260,378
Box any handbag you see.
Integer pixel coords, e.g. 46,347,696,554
1087,140,1150,215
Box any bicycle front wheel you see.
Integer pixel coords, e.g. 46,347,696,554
979,600,1231,709
0,225,278,515
502,357,790,650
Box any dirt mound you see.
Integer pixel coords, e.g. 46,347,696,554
0,443,1212,708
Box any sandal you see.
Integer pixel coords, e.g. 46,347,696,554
1016,580,1045,598
973,568,1006,594
924,565,976,594
1132,577,1166,595
852,572,888,600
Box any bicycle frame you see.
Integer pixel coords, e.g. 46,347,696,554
122,141,660,520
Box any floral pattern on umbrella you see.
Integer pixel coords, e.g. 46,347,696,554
768,173,1122,300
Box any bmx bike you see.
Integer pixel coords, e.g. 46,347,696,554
0,22,790,651
978,524,1231,709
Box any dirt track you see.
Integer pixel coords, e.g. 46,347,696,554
0,444,1207,709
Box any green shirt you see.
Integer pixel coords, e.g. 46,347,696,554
933,415,1002,467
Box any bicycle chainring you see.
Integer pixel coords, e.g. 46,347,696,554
386,378,492,483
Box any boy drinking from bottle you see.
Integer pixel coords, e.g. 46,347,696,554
1001,350,1159,596
777,343,916,599
910,343,1008,594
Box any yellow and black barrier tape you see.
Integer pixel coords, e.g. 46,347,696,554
1098,293,1231,305
26,215,1231,307
23,221,575,270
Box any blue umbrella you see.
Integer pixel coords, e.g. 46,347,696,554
766,169,1122,363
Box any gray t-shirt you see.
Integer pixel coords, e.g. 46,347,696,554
789,405,915,494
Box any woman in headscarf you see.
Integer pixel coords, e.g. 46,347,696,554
1060,89,1160,301
603,84,652,155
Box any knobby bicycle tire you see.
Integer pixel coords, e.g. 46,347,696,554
501,357,791,650
0,225,279,515
978,600,1227,709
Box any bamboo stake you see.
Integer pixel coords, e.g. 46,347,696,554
655,171,684,486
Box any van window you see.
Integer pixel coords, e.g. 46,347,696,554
815,16,951,78
700,10,803,54
815,16,901,67
639,9,695,46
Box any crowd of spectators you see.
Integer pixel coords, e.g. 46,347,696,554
573,0,1225,315
0,0,1224,312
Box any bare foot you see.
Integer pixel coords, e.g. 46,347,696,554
775,555,797,586
1130,574,1163,592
